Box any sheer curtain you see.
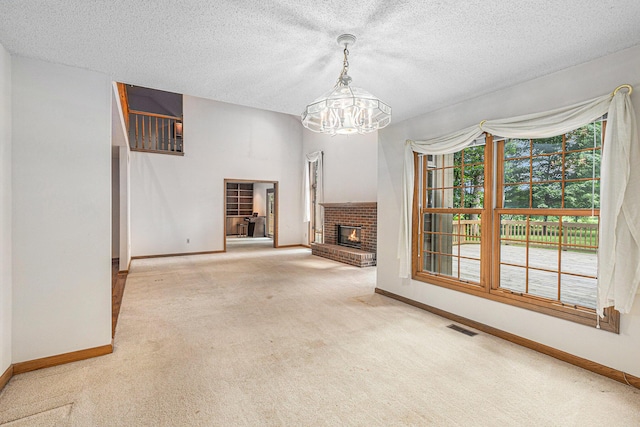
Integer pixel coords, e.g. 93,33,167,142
304,151,324,241
397,87,638,316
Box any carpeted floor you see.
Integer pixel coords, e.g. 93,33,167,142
1,243,639,426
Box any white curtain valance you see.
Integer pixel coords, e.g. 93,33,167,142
397,86,638,316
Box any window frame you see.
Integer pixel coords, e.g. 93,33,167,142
412,132,620,333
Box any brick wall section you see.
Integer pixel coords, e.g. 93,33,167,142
322,202,377,254
310,202,377,268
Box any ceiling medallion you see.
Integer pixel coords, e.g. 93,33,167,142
301,34,391,135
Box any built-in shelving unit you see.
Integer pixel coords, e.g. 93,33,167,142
226,182,253,217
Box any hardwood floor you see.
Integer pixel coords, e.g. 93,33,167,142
111,260,128,338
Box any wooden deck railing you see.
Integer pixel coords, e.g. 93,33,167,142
128,110,183,155
452,220,481,244
452,219,598,250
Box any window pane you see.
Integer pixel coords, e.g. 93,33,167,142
564,181,599,209
528,216,560,245
423,251,435,272
424,253,456,276
528,242,558,271
455,240,481,259
560,216,599,256
452,187,463,208
464,186,484,208
438,255,455,277
500,265,526,293
565,150,600,180
504,184,530,208
565,122,602,151
500,215,528,244
464,145,485,164
425,188,441,208
504,158,530,184
460,259,481,283
426,188,456,208
532,182,562,208
453,151,462,166
532,135,562,155
561,274,596,309
456,214,482,243
500,241,527,266
423,213,455,235
528,269,559,301
504,139,530,159
463,164,484,186
426,168,443,189
531,154,563,182
424,252,459,279
427,166,455,190
456,227,481,253
452,167,463,187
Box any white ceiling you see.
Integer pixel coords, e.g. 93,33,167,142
1,1,640,123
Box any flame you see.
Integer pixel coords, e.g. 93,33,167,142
347,229,359,242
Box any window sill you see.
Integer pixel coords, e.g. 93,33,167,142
412,271,619,333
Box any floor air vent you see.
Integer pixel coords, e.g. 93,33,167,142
447,324,478,336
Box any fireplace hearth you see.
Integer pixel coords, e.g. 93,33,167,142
311,202,377,267
337,225,362,249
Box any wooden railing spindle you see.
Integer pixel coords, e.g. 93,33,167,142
155,117,158,151
135,115,139,149
127,110,183,155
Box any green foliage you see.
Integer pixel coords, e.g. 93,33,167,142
453,145,485,208
502,121,601,211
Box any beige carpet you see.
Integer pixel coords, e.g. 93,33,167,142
1,243,639,426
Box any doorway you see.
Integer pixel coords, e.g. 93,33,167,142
223,179,278,251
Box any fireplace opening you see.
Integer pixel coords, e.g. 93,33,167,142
337,225,362,249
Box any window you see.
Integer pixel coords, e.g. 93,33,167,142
420,145,486,285
414,118,619,332
309,160,323,244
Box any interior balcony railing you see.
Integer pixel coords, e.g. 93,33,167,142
128,110,184,155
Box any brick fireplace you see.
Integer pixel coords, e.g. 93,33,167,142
311,202,377,267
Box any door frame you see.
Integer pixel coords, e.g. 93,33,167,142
223,179,278,252
266,188,275,239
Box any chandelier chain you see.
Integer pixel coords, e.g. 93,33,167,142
337,46,350,87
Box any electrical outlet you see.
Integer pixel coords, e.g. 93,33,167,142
187,238,190,244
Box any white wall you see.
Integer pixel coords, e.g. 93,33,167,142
378,44,640,377
119,146,131,271
0,42,12,374
303,130,377,203
12,57,112,362
253,182,273,217
130,96,303,256
112,152,120,259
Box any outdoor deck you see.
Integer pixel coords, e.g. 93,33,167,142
449,244,597,309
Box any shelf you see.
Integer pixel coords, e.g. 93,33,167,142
226,182,253,217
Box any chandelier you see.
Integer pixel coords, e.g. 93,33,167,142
301,34,391,135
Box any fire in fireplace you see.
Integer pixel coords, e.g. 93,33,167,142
337,225,362,249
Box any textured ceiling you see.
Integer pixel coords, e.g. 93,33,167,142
1,1,640,123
